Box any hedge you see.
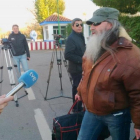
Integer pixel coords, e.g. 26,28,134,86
119,15,140,47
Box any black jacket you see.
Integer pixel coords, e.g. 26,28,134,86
64,30,86,74
8,32,30,57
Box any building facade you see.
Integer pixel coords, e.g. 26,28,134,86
40,13,71,43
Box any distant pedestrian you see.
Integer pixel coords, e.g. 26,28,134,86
8,24,30,76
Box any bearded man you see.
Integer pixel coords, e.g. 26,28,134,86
75,7,140,140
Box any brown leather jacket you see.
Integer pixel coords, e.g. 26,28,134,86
77,37,140,129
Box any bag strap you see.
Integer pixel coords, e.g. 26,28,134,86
68,100,85,114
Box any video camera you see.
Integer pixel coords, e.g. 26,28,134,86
1,38,16,55
1,38,11,46
52,34,64,46
52,34,63,41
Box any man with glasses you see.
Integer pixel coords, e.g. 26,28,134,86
75,7,140,140
65,18,86,112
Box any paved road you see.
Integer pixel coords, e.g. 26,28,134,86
0,49,135,140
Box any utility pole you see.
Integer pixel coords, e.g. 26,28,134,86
57,0,61,35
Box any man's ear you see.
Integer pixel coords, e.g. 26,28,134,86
107,22,113,30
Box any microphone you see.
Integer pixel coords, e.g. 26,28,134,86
6,69,38,98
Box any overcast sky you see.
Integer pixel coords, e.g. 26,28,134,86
0,0,35,32
0,0,98,32
64,0,99,20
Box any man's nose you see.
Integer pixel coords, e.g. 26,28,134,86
90,25,95,30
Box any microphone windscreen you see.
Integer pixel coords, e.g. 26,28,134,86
18,69,38,88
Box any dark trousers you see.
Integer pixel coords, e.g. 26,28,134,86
70,73,82,110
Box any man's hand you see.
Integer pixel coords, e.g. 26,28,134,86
75,93,81,101
27,57,30,61
0,95,14,114
134,128,140,139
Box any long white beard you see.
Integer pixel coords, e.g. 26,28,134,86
84,32,105,62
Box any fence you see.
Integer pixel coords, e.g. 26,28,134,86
28,41,55,51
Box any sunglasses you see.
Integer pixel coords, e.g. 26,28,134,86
91,22,101,26
75,23,83,27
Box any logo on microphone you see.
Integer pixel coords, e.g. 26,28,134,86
30,72,37,81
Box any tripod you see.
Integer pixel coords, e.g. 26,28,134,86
44,41,72,100
0,42,28,107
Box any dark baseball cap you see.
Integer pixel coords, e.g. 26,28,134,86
86,7,120,25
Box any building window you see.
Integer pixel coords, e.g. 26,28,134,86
53,26,59,35
53,26,66,36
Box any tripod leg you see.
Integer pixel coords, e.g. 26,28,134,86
57,61,63,91
0,48,4,95
56,47,63,91
44,49,55,100
9,50,28,104
45,46,72,101
4,48,19,107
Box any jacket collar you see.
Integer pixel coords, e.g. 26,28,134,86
72,30,83,36
110,27,133,50
111,37,133,50
11,31,21,35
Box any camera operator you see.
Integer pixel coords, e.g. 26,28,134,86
8,24,30,76
64,18,86,113
0,95,13,114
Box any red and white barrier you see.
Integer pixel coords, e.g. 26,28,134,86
28,41,55,51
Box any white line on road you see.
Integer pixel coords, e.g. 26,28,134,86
25,88,36,100
21,71,36,100
34,108,52,140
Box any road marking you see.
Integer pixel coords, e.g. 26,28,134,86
34,108,51,140
25,88,36,100
21,71,36,100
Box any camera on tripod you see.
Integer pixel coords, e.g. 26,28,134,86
1,38,11,49
52,34,63,46
1,38,16,55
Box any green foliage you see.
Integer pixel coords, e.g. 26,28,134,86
66,23,72,37
119,15,140,47
35,0,65,23
93,0,140,14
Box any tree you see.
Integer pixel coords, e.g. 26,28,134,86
35,0,65,23
21,21,43,39
66,23,72,38
93,0,140,14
